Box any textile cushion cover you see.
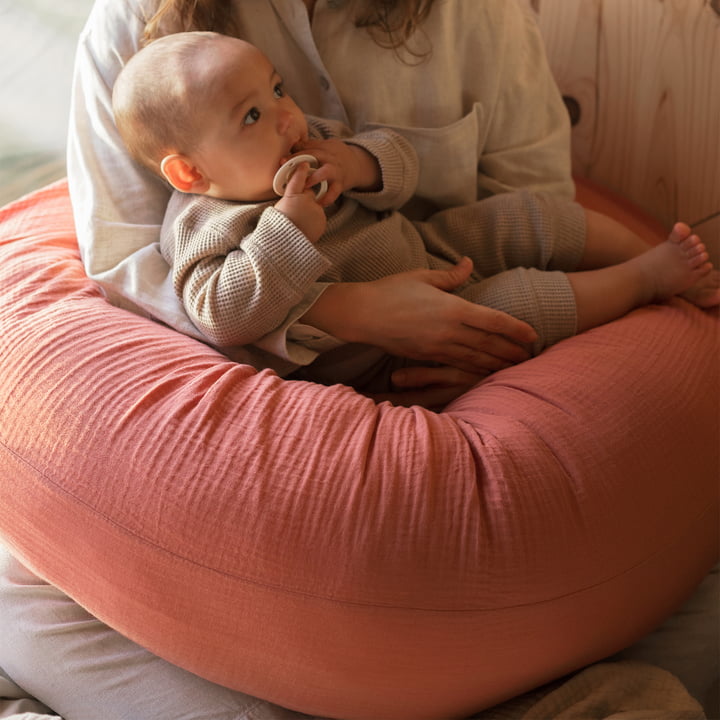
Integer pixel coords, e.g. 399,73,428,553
0,180,717,720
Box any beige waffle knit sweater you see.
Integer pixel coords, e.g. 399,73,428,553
160,117,585,390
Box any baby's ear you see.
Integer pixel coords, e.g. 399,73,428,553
160,154,210,194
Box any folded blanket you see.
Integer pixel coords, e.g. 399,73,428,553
476,661,705,720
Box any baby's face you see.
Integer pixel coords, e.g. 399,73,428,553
192,38,308,202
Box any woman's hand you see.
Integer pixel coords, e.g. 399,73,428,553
302,257,537,374
364,366,486,411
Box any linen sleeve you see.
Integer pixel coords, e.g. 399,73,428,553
66,0,208,339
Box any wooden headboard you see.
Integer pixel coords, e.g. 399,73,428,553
521,0,719,253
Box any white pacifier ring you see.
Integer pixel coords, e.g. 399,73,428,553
273,154,328,200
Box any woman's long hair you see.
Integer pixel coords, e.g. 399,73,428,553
142,0,435,60
142,0,238,45
355,0,434,59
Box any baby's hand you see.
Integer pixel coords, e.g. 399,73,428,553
292,138,381,207
274,161,327,243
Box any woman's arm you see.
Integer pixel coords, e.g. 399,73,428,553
301,257,537,373
66,0,208,338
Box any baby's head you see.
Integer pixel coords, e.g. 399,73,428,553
113,32,218,178
112,31,308,202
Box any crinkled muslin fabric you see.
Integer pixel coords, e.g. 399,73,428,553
0,180,717,720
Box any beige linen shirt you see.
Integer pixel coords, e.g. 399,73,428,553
161,118,584,379
68,0,574,354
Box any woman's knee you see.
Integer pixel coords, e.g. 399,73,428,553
0,544,295,720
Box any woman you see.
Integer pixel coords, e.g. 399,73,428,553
0,1,579,718
68,0,575,401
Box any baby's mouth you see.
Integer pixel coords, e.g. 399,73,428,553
279,137,309,169
280,146,299,169
290,136,308,154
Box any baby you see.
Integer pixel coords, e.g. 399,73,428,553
112,31,719,392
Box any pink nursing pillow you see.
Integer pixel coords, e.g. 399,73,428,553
0,180,717,719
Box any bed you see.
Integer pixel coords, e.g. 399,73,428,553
0,1,718,719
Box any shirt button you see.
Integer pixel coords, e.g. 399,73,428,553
319,75,330,91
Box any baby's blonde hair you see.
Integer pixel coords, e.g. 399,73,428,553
112,32,221,176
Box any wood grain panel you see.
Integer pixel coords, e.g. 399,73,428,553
521,0,719,247
593,0,720,236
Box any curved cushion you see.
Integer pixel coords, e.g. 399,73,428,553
0,180,717,720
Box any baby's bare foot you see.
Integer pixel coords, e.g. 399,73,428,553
669,223,720,307
638,223,716,305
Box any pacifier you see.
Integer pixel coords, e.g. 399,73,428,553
272,154,328,200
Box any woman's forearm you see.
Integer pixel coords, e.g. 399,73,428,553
301,261,537,373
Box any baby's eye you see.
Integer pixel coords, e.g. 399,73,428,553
244,107,261,125
273,82,285,99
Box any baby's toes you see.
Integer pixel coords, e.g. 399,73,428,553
669,222,693,245
683,237,710,268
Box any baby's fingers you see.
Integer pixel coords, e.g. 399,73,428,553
304,166,338,206
283,162,312,197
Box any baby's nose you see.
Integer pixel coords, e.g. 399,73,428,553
277,109,294,135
